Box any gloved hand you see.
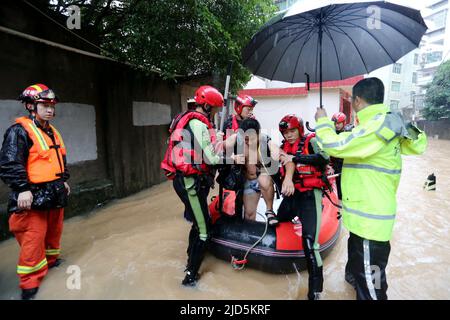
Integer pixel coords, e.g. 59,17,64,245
405,122,421,140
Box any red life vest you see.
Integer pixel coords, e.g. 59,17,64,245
161,111,216,179
223,114,240,141
208,190,236,224
231,115,240,131
280,133,328,192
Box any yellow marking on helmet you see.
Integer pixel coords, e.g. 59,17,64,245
31,84,43,93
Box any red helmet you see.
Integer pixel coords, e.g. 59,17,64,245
18,83,59,105
332,112,346,124
194,85,224,108
279,114,304,137
234,94,257,115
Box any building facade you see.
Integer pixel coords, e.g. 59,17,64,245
274,0,300,12
368,50,422,117
239,76,362,144
416,0,450,114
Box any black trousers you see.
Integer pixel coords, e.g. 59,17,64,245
278,189,324,298
173,174,212,276
336,174,342,200
345,232,391,300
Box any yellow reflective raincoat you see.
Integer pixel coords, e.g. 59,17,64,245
315,104,427,241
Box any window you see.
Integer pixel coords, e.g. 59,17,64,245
391,81,401,92
415,96,424,109
426,51,443,64
412,72,417,84
429,10,447,29
392,63,402,74
414,53,419,65
410,91,416,102
390,100,400,111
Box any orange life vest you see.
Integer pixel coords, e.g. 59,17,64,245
15,117,66,184
280,133,328,192
161,111,216,179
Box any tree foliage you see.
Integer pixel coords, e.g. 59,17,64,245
423,60,450,120
48,0,276,91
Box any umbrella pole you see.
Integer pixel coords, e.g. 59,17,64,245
220,60,234,132
319,22,323,109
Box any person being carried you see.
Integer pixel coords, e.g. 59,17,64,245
223,95,277,225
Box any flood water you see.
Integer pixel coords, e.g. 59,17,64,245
0,139,449,300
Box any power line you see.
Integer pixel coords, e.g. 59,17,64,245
0,25,117,62
22,0,164,75
23,0,112,57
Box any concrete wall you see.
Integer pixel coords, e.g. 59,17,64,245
416,119,450,140
0,19,181,240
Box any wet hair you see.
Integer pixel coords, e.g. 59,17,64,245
240,118,261,133
352,77,384,105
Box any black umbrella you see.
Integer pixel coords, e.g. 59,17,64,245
242,1,427,107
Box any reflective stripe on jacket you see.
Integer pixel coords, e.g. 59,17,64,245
15,117,66,184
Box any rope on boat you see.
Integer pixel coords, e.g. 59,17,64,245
231,210,269,270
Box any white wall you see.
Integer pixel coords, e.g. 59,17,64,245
252,89,341,144
0,100,98,164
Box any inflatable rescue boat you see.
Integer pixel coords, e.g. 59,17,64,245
208,183,341,274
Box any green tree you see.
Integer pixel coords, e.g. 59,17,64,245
48,0,276,91
423,60,450,120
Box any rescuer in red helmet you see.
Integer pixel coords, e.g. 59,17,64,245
0,84,70,300
330,112,354,200
161,85,243,287
277,114,331,300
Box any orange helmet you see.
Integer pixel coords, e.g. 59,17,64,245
18,84,58,105
194,85,224,108
279,114,304,137
332,112,346,124
234,94,257,115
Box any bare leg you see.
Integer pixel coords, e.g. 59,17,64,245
243,192,260,221
258,174,274,211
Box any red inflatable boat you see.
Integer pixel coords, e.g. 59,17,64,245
208,180,341,274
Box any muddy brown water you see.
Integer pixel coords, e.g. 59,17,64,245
0,139,449,300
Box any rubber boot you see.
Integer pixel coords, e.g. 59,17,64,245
303,237,323,300
49,258,64,269
182,238,208,287
21,287,39,300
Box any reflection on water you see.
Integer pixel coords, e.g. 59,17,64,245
0,139,449,300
